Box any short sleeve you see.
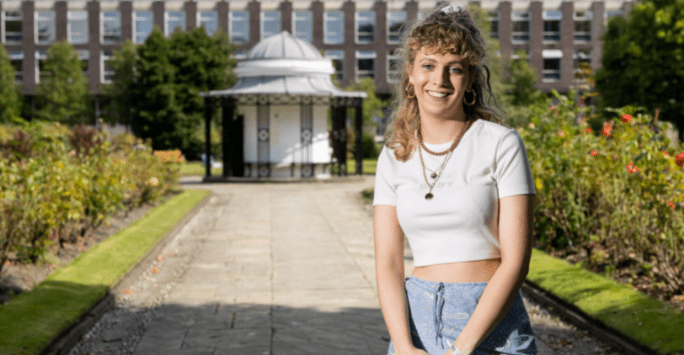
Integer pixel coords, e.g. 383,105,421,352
372,146,398,206
494,129,536,199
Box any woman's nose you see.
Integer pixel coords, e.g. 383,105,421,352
432,67,451,87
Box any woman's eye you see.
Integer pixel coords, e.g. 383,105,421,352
422,64,434,70
450,67,463,73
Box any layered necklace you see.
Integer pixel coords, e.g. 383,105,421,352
417,118,474,200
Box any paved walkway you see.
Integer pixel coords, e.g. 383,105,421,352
131,176,555,355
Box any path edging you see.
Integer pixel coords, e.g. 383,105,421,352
39,189,215,355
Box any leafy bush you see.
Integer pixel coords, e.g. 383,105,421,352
520,90,684,298
0,121,181,274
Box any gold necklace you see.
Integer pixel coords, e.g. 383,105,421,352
417,119,473,200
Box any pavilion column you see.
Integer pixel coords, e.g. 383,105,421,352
204,97,212,178
331,104,348,176
354,101,364,175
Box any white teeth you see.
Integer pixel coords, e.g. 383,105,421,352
428,91,448,98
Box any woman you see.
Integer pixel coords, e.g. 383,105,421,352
373,5,537,355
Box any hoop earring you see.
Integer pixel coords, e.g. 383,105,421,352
464,89,476,106
406,83,416,99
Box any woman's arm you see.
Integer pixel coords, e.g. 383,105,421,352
374,205,425,355
447,194,535,355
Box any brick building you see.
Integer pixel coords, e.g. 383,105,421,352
0,0,633,122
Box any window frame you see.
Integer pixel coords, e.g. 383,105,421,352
573,10,592,42
292,10,312,43
101,10,121,45
67,10,88,44
488,10,499,39
9,50,24,83
35,50,48,84
101,50,114,84
386,11,406,44
355,10,375,44
35,10,56,45
542,10,562,43
133,10,153,44
229,11,250,45
386,49,402,83
355,50,376,82
325,49,345,84
165,10,186,37
323,11,344,44
542,51,562,82
197,10,218,37
260,10,281,40
3,10,23,44
77,49,89,76
511,11,530,43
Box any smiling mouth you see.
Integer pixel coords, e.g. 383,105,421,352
427,91,451,98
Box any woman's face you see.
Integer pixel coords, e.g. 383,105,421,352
408,46,471,121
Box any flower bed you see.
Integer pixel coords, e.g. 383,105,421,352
520,90,684,309
0,121,181,276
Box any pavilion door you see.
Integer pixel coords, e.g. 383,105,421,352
223,106,244,177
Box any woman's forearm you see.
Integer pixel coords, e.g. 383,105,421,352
450,263,528,355
376,262,414,354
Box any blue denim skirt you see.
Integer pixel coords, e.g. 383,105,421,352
387,276,537,355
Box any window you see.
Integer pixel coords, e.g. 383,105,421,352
417,11,430,22
542,50,562,82
543,11,561,42
232,49,247,60
387,49,401,83
101,50,114,83
261,11,280,39
77,50,89,76
9,51,23,83
166,11,186,36
356,11,375,44
134,11,153,43
3,10,22,44
356,50,375,81
229,11,249,44
35,10,55,44
387,11,406,44
198,11,218,36
574,49,591,68
293,11,312,42
574,11,592,42
325,50,344,83
323,11,344,44
68,10,88,44
101,11,121,44
512,11,529,42
488,11,499,39
35,50,48,83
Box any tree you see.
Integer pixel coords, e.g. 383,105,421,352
505,50,548,107
121,26,237,159
100,39,137,127
34,41,90,125
595,0,684,141
0,46,22,123
344,77,386,129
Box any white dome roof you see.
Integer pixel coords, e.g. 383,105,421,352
233,31,334,78
247,31,322,60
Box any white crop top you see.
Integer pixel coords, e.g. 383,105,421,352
372,118,536,267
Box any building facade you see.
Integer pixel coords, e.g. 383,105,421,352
0,0,633,112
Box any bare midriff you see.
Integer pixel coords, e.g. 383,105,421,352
411,258,502,283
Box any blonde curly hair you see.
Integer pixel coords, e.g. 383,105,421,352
385,6,507,161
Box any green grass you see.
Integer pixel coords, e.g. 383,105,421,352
183,159,379,176
0,188,211,355
181,161,223,176
528,249,684,354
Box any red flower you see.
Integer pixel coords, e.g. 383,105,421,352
676,153,684,167
590,150,598,156
585,127,592,133
557,131,565,137
621,114,633,123
602,125,613,137
663,151,670,157
627,163,640,173
668,201,676,210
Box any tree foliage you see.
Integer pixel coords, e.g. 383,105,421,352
505,50,548,107
344,77,386,129
103,26,237,160
595,0,684,140
100,39,137,127
34,41,91,125
0,46,22,124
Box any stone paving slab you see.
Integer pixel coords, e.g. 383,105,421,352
127,177,555,355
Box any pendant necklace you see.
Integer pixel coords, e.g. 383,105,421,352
418,119,473,200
